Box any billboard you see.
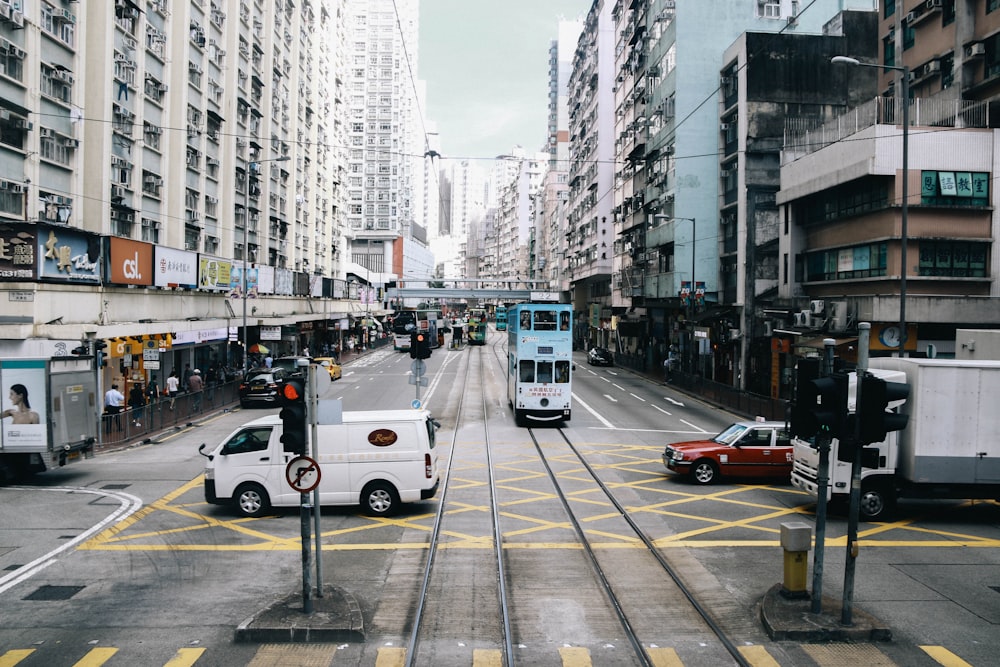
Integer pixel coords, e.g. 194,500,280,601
0,359,48,451
0,222,37,281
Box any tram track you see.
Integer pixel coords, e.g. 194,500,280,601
404,328,757,665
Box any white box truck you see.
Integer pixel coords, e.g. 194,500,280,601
200,409,441,517
1,357,98,482
790,358,1000,520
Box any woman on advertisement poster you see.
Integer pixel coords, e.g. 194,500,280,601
1,384,40,425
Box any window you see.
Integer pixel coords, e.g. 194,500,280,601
805,243,887,282
0,39,26,82
519,360,534,383
919,241,987,277
885,0,895,18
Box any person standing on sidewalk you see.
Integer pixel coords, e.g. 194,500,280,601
104,384,125,432
145,375,160,424
187,369,204,413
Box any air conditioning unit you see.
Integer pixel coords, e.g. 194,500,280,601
794,311,811,327
926,60,941,74
720,122,730,131
965,42,985,58
905,11,920,24
111,185,126,199
809,299,825,315
763,321,774,336
926,0,942,10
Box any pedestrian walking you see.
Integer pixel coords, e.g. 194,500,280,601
127,383,146,428
166,371,180,410
205,366,217,405
146,375,160,424
182,364,194,393
104,384,125,432
188,369,204,413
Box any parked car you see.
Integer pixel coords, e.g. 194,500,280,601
312,357,343,381
662,420,792,485
587,347,614,366
239,369,289,409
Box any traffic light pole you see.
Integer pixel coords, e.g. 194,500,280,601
810,338,837,614
841,322,871,625
310,363,324,598
298,359,314,614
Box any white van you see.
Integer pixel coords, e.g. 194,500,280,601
199,410,440,517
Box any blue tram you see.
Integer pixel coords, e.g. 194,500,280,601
506,303,573,426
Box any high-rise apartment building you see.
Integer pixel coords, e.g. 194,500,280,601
0,0,363,380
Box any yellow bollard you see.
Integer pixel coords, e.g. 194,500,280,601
780,522,812,599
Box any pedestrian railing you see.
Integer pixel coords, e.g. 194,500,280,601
98,380,242,452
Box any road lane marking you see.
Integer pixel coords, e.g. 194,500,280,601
664,396,684,406
0,650,35,667
630,393,646,402
920,645,974,667
603,394,618,403
0,487,142,594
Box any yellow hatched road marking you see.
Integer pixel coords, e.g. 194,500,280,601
647,647,683,666
163,647,207,667
472,648,502,666
920,645,975,667
558,646,591,666
374,647,406,667
0,650,35,667
738,644,781,667
71,647,118,666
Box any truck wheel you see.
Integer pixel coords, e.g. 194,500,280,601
362,481,399,517
234,483,271,518
692,460,719,485
859,482,893,521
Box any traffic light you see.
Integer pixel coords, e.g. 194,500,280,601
414,332,431,359
790,358,820,439
857,374,910,444
409,331,419,359
279,378,308,455
812,372,849,439
71,343,90,355
790,358,849,440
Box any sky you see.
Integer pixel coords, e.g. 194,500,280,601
417,0,591,163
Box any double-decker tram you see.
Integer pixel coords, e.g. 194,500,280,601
495,305,508,331
467,307,487,345
507,302,573,426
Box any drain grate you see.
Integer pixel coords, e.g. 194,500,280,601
991,586,1000,594
101,483,130,490
4,564,23,571
23,585,85,601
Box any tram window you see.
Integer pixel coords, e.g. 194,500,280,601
537,361,554,383
520,311,531,329
560,312,570,330
519,360,535,382
555,360,570,383
535,310,556,331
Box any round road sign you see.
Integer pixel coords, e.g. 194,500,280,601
411,399,422,410
285,456,321,493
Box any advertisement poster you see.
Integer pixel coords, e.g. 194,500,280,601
0,223,38,281
0,359,48,451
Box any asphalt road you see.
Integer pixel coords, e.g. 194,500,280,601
0,341,998,666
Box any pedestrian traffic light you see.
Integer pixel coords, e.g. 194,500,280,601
279,378,308,455
790,358,820,439
857,374,910,444
414,332,431,359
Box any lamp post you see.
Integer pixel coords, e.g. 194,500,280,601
242,154,290,376
832,56,909,353
653,214,697,373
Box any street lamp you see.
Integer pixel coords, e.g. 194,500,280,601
832,55,909,353
242,153,290,376
653,214,697,373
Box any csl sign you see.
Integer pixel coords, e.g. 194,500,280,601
106,237,153,286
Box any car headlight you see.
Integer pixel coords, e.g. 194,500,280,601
664,448,684,461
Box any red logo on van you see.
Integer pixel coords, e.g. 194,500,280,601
368,429,398,447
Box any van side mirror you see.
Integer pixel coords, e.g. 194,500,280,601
198,443,214,461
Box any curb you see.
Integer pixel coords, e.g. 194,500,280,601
234,585,365,643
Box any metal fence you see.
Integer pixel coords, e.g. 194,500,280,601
98,379,242,452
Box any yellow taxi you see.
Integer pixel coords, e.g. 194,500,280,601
312,357,342,381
